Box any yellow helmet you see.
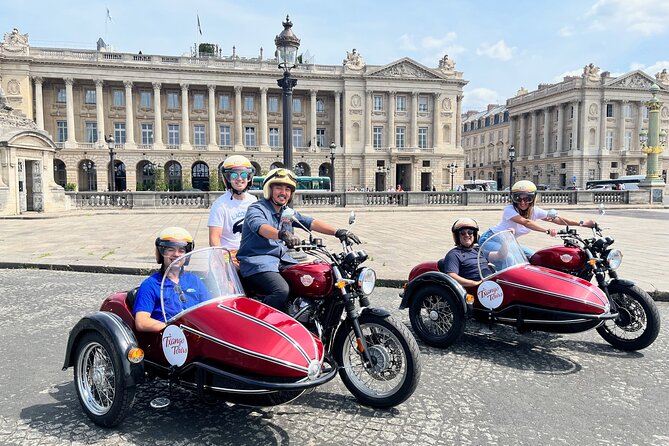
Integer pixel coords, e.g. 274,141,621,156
262,168,297,200
511,180,537,204
154,227,194,264
222,155,255,192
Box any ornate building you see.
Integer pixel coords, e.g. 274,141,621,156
464,64,669,190
0,28,466,202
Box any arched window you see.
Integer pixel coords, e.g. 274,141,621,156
192,162,210,191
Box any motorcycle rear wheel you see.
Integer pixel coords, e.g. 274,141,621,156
409,284,465,348
596,283,661,351
333,313,421,408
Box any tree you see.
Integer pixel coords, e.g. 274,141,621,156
155,166,168,191
182,170,193,190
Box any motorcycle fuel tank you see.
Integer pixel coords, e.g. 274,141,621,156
530,246,587,272
281,262,334,299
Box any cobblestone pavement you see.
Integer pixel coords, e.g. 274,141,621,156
1,269,668,446
1,207,668,294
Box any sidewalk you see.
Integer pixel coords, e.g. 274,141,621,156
1,207,668,298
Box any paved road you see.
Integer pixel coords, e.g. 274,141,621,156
1,269,668,446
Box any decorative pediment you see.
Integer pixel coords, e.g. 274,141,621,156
367,58,442,79
605,70,659,90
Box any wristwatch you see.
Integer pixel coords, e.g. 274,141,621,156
545,229,550,234
579,220,584,227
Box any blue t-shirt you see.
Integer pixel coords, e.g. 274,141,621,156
237,199,314,277
133,271,211,322
443,245,492,281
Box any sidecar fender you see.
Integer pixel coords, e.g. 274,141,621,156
62,311,144,387
400,271,467,313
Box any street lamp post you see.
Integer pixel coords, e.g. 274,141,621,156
508,145,516,189
275,15,300,170
329,141,336,191
640,84,666,188
448,162,458,191
105,134,115,192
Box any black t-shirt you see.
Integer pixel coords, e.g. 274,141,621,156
442,245,492,281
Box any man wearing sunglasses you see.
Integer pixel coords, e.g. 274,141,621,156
442,218,494,288
237,167,361,312
208,155,257,264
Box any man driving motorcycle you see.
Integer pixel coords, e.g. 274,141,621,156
237,168,360,312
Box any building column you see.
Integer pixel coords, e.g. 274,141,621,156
618,100,627,152
509,115,517,149
456,95,463,149
309,89,318,149
334,90,341,148
94,79,105,144
599,99,606,153
433,93,441,149
411,91,418,148
388,91,395,149
365,90,373,149
64,78,76,147
636,102,644,151
542,107,550,156
530,111,538,157
180,83,191,149
557,104,564,152
572,102,579,150
234,86,243,150
33,77,44,130
519,113,527,157
259,87,268,149
207,84,217,150
153,82,163,148
123,81,135,148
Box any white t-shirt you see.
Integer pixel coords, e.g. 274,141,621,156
207,191,257,250
488,204,548,238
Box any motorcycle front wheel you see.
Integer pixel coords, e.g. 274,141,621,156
596,282,661,351
333,313,421,408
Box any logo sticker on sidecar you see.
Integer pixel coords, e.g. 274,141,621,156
477,281,503,309
300,275,314,287
162,325,188,366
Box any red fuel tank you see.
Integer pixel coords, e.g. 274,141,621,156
281,262,334,299
530,246,587,273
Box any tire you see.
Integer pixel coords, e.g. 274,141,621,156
333,313,421,408
596,283,661,351
408,284,465,348
74,331,136,427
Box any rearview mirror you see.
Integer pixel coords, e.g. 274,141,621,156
348,211,356,225
281,207,296,223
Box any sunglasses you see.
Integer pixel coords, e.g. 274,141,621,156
174,284,187,303
229,172,249,180
516,197,533,203
459,229,475,236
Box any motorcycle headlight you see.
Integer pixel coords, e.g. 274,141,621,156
606,249,623,270
356,267,376,295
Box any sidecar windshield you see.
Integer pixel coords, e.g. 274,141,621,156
160,247,245,322
477,230,529,280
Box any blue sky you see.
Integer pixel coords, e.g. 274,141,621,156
2,0,668,111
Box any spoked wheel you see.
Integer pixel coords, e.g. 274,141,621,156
74,332,136,427
596,283,661,351
333,313,421,408
409,284,465,348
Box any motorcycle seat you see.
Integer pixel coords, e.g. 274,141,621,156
437,258,445,273
125,287,139,313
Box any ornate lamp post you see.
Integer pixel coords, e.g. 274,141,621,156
329,141,336,191
275,15,300,170
105,134,115,191
640,84,666,184
448,162,458,190
508,145,516,189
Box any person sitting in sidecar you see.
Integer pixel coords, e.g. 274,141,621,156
134,227,211,332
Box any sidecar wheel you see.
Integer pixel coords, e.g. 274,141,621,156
409,284,465,348
333,313,421,408
596,283,661,351
74,332,136,427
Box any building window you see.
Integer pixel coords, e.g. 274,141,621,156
244,95,254,112
606,104,614,118
642,107,648,119
316,98,325,113
56,121,67,142
396,127,406,148
167,92,179,109
193,93,205,111
140,91,152,109
422,160,430,167
84,89,96,105
168,124,180,145
292,128,304,147
141,123,154,144
494,114,500,125
113,122,126,144
219,125,231,146
194,124,206,146
316,128,326,147
244,127,256,146
624,130,632,150
56,88,66,103
269,127,279,147
293,98,302,113
480,135,485,145
269,96,279,113
485,117,490,127
570,106,574,119
219,94,230,111
418,127,428,148
373,126,383,148
85,122,97,143
606,130,613,150
396,95,406,112
113,90,125,107
568,132,573,149
623,104,632,118
373,95,383,112
418,96,429,113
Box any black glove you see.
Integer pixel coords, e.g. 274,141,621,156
279,229,300,249
335,229,361,244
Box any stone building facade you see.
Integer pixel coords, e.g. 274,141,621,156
0,28,466,199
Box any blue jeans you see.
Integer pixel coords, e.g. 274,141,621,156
478,229,535,259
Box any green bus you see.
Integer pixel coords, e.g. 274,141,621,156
251,176,332,191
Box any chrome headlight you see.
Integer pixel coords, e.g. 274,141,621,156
606,249,623,270
356,267,376,295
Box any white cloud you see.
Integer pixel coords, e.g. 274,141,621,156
398,34,417,51
476,40,514,61
397,33,465,67
463,88,502,112
421,33,457,49
629,60,669,77
553,68,583,82
585,0,669,36
559,26,574,37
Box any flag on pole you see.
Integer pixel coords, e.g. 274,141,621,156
106,8,112,22
197,14,202,35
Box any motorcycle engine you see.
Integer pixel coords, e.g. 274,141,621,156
288,297,315,324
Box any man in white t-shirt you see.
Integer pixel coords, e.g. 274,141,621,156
208,155,257,264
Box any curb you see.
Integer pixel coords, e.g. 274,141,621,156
1,261,667,302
